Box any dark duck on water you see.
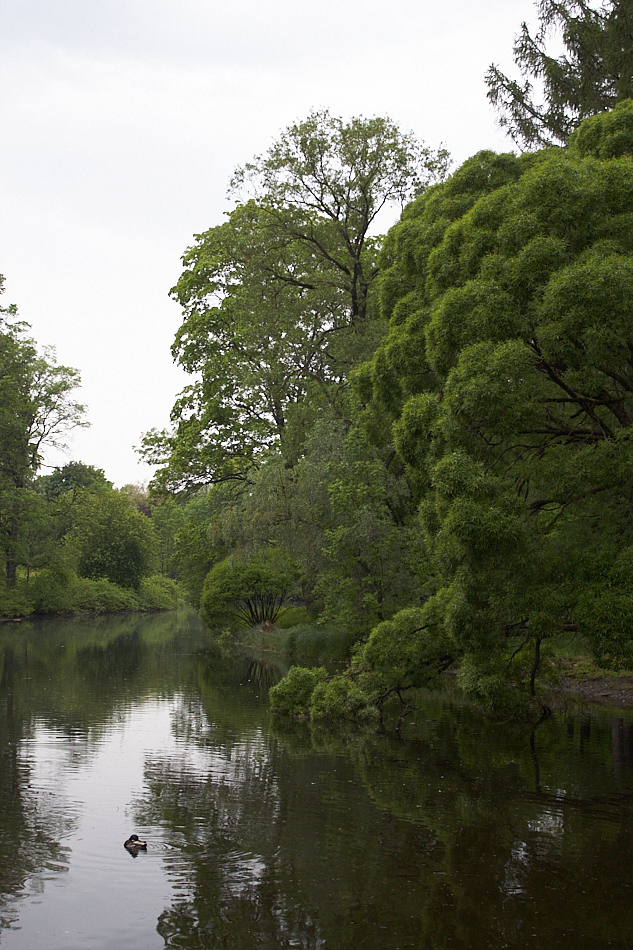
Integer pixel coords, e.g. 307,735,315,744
124,834,147,854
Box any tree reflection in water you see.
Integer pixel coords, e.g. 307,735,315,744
134,670,633,950
0,645,74,932
2,614,633,948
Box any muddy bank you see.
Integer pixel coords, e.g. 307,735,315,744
559,674,633,708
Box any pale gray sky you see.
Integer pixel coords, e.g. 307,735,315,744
0,0,536,486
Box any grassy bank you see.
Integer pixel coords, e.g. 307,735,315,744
0,570,180,619
216,606,359,665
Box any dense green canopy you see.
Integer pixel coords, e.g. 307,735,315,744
142,112,449,493
0,290,86,591
288,100,633,718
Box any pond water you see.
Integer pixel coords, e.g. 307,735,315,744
1,611,632,949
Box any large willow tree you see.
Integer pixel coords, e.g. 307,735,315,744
274,100,633,719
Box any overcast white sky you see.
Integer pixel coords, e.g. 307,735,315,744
0,0,537,487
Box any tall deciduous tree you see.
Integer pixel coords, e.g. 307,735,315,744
0,283,86,585
369,100,633,700
486,0,633,148
282,101,633,720
38,462,111,501
142,112,449,493
231,110,450,325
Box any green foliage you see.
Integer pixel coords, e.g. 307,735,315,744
0,289,86,586
167,487,233,606
143,111,449,493
352,102,633,706
310,675,380,723
486,0,633,148
147,497,183,580
269,666,328,717
27,563,77,613
68,489,159,590
316,425,427,633
571,97,633,158
0,580,32,618
0,285,173,619
70,576,140,612
7,567,178,616
275,605,455,722
144,103,633,715
184,419,427,637
139,110,454,668
200,550,299,630
138,575,180,610
37,461,111,501
240,621,356,664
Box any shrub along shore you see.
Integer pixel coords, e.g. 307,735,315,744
1,571,179,619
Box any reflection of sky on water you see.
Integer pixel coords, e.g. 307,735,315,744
3,615,633,949
2,687,283,949
527,810,564,837
3,698,197,950
223,852,267,899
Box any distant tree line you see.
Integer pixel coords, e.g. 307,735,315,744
0,309,177,615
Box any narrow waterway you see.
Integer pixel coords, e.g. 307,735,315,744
0,611,632,949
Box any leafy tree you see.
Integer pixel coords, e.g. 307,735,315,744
68,489,159,590
308,424,426,632
120,482,151,516
143,201,349,490
37,462,111,501
371,100,633,699
232,110,450,325
200,550,299,629
272,101,633,718
143,112,450,492
0,286,86,586
168,486,235,606
486,0,633,148
187,417,426,634
148,496,183,579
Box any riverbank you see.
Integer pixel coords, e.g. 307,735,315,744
228,620,633,713
556,673,633,707
0,572,180,619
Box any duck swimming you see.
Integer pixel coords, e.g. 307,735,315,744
124,834,147,852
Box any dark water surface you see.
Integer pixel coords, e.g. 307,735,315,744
1,612,633,949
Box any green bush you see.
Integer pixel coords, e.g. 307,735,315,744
139,575,179,610
269,666,328,717
70,576,140,612
201,549,299,630
270,604,456,722
1,566,179,617
27,565,76,613
68,489,159,590
0,583,32,618
310,675,379,723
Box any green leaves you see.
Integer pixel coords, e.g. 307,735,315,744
0,286,86,587
486,1,633,148
350,105,633,705
200,549,299,629
67,490,159,590
146,112,450,493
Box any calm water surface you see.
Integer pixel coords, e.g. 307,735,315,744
1,611,632,949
